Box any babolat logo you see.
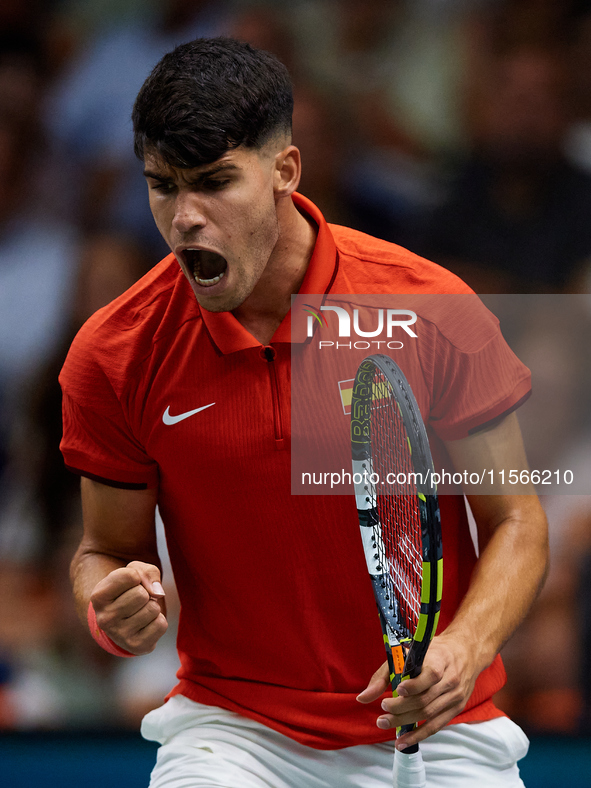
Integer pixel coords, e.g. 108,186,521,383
303,304,417,350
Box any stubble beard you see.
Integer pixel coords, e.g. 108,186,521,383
195,211,281,314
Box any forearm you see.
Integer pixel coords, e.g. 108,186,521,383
70,544,128,623
443,494,549,672
72,477,161,625
70,541,167,654
362,494,550,745
365,418,550,745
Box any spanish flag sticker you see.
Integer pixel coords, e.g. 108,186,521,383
338,378,390,415
338,379,355,415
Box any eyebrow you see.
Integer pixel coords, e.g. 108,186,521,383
143,162,240,181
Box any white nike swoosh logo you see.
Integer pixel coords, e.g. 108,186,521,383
162,403,215,425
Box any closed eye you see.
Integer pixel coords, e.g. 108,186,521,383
148,179,176,194
201,178,231,191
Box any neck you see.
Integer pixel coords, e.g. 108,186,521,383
232,196,317,344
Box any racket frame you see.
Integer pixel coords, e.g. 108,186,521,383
350,354,443,751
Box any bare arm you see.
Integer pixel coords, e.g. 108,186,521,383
71,477,168,655
357,413,549,747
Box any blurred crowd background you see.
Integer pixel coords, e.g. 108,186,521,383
1,0,591,740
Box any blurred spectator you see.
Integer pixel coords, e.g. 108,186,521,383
0,32,45,122
291,84,357,227
230,2,297,74
0,557,121,728
51,0,160,40
283,0,493,245
498,495,591,734
0,649,15,728
43,0,235,258
0,0,52,39
564,2,591,218
0,230,178,730
0,37,80,512
421,43,591,292
508,296,590,470
486,293,591,733
0,233,151,563
288,0,481,152
581,545,591,733
479,0,577,51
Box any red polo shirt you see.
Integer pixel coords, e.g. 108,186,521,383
60,194,530,748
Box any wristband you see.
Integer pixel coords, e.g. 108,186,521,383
87,601,135,658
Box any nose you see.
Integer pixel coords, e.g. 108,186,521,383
171,191,207,235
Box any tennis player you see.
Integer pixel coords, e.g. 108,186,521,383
60,38,549,787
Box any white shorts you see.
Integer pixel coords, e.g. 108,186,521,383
141,695,529,788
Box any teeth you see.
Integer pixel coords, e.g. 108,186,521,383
184,248,226,288
195,271,225,287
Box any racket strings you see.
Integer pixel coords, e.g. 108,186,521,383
369,370,423,635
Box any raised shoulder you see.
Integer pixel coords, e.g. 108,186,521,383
328,224,502,354
329,224,474,295
60,254,198,403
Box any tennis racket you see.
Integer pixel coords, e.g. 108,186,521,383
350,354,442,788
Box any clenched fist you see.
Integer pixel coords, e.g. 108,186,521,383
90,560,168,655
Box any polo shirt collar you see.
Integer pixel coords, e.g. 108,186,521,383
199,192,338,353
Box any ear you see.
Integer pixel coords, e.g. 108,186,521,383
273,145,301,198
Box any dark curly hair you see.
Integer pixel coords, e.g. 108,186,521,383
132,37,293,167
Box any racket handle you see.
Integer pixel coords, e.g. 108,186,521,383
397,721,419,755
393,748,426,788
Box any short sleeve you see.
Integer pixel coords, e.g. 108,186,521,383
59,331,159,489
419,297,532,441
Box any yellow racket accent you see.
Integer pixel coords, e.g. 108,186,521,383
436,557,443,602
432,610,440,638
421,562,431,604
414,612,429,642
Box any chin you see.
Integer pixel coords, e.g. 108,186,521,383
194,290,246,314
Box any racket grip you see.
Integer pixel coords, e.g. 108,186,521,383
393,748,427,788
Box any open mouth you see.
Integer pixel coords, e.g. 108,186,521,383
184,249,228,287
